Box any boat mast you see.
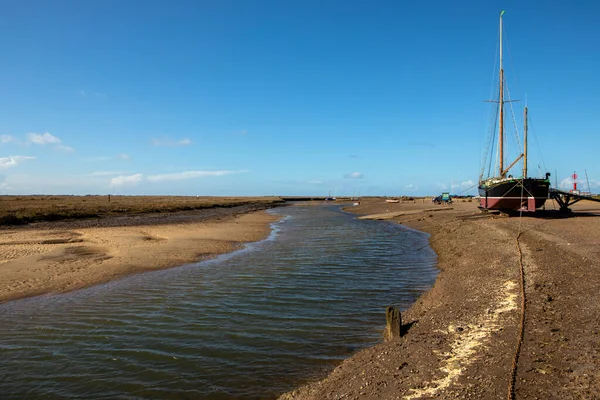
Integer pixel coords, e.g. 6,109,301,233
498,10,505,178
523,106,528,178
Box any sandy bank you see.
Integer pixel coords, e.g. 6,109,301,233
280,198,600,399
0,207,280,304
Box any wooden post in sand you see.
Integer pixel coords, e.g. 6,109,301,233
384,306,402,340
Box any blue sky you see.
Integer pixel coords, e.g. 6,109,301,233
1,0,599,196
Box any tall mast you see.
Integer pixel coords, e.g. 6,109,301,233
523,106,528,177
498,10,505,177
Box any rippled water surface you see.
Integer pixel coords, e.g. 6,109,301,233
0,205,437,399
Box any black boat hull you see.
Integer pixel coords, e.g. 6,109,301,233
479,178,550,211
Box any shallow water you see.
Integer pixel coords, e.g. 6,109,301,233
0,205,437,399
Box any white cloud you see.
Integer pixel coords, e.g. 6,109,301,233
147,170,248,183
26,132,75,152
151,137,192,147
117,153,130,160
344,172,363,179
110,173,142,186
27,132,61,145
1,135,13,144
405,184,415,189
308,180,323,184
0,156,35,169
559,177,600,191
56,145,75,153
450,179,475,190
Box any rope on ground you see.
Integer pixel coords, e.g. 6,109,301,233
507,182,527,400
507,231,526,400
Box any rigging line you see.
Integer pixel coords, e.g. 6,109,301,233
483,102,499,179
505,82,523,154
503,25,522,105
499,181,528,199
504,19,527,175
482,80,500,180
455,183,479,196
526,113,548,173
488,30,500,104
507,179,527,400
482,26,500,180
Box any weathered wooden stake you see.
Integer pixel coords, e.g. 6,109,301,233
384,306,402,340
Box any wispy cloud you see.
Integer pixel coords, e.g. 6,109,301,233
344,172,363,179
151,137,192,147
1,134,13,144
560,177,600,191
451,180,476,191
308,180,324,184
27,132,61,145
56,145,75,153
87,154,129,162
110,173,142,186
147,170,248,183
0,156,35,169
25,132,76,152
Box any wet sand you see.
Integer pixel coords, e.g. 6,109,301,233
0,204,280,304
281,198,600,399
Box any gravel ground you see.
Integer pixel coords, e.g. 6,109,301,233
279,198,600,400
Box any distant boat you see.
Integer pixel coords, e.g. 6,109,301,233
478,11,550,212
385,199,400,203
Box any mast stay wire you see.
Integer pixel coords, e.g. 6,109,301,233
503,26,524,174
525,113,548,174
481,32,501,181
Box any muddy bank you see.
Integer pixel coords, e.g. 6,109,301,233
280,198,600,399
0,204,281,304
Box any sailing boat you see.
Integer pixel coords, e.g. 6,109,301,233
478,11,550,212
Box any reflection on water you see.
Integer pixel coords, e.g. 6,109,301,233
0,205,437,399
